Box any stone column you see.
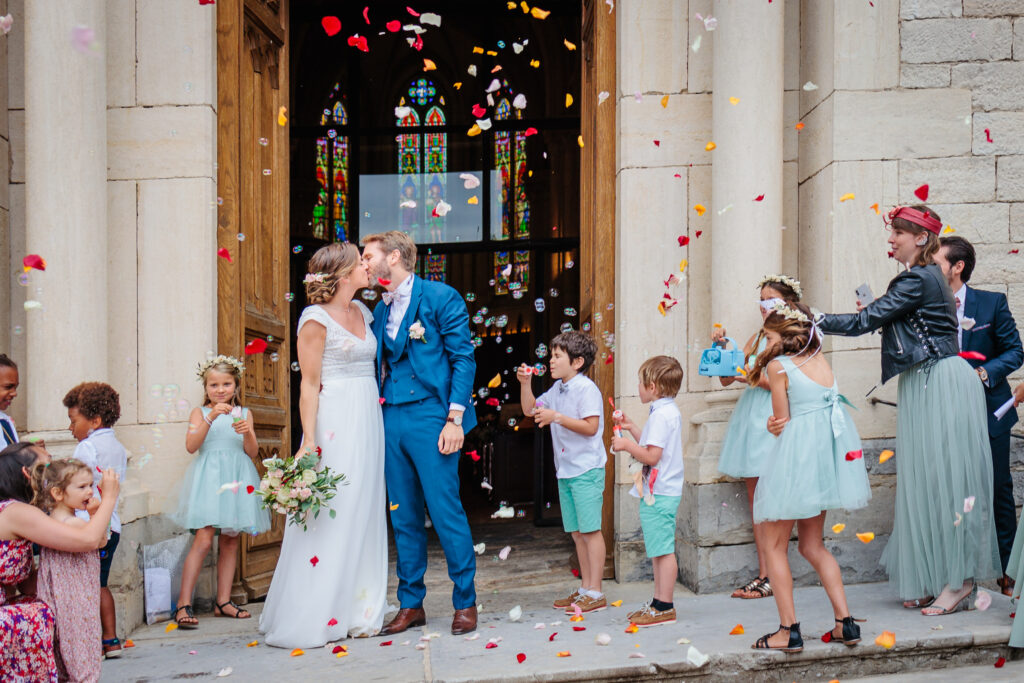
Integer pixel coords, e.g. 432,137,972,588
24,0,107,431
710,0,784,334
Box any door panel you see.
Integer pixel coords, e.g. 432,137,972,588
217,0,290,601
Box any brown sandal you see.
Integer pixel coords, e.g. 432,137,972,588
214,600,251,619
174,604,199,629
731,576,763,598
741,577,773,600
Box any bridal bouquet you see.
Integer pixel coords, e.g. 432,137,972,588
257,447,347,530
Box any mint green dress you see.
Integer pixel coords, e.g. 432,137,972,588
753,356,871,522
718,335,772,478
173,407,270,535
1008,519,1024,647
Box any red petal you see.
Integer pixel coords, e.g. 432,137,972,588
570,568,580,577
380,640,393,646
653,140,660,146
244,338,268,355
471,104,487,118
379,397,386,405
310,555,319,566
995,657,1006,668
217,247,233,263
821,631,832,643
378,278,391,286
199,0,215,4
914,184,929,201
695,230,703,238
406,6,420,16
321,16,341,36
674,173,682,178
22,254,46,271
549,632,557,641
468,450,481,461
604,352,614,365
486,397,500,406
485,642,498,649
572,626,585,631
958,351,986,361
412,34,423,51
246,485,255,494
1010,249,1020,254
347,35,369,52
332,645,345,654
678,236,690,246
845,450,863,461
754,194,765,201
516,653,526,663
362,7,370,24
328,618,338,626
985,128,993,143
524,127,538,136
386,20,401,32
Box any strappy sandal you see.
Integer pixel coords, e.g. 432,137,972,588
742,577,773,600
174,604,199,629
822,616,861,646
215,600,251,619
731,576,761,598
752,623,803,653
922,584,976,616
901,596,934,609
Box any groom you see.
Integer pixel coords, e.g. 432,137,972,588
361,231,479,636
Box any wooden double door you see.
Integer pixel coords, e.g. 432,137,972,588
216,0,290,600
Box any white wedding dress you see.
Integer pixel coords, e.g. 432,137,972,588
259,302,389,648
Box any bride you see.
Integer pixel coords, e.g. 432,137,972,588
260,242,389,647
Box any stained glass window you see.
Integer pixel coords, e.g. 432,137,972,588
420,254,447,282
494,251,510,295
396,79,447,243
313,83,349,241
513,250,530,292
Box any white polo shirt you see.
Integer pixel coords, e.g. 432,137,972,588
536,373,605,479
629,397,684,497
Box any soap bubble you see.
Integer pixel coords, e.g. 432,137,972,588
594,312,603,322
12,325,22,335
506,346,513,353
559,323,573,333
290,362,300,372
549,288,559,297
512,290,524,299
292,245,303,254
262,169,272,176
582,322,592,331
606,302,615,310
162,384,180,399
472,313,484,324
471,336,483,348
327,129,338,139
534,363,547,376
176,399,191,414
516,508,526,518
497,40,506,48
478,387,490,398
465,292,477,302
509,282,521,290
535,343,548,358
361,289,379,301
479,307,489,315
149,384,163,398
484,317,495,327
507,418,517,427
269,352,280,362
566,260,575,269
563,307,577,316
258,137,269,146
495,335,502,344
217,196,224,205
284,292,295,302
236,233,246,241
496,315,508,328
17,273,29,287
266,335,275,342
488,278,496,286
534,298,546,312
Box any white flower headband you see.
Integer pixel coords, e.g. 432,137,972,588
766,301,811,323
757,274,803,299
196,354,245,381
304,272,327,284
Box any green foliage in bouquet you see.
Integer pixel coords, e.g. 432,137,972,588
257,446,347,530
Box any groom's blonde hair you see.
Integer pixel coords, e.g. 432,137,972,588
362,230,417,271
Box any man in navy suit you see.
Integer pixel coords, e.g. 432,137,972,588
361,231,479,636
936,236,1024,594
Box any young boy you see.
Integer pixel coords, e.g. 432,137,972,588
517,331,607,614
0,354,20,445
63,382,129,658
610,355,684,627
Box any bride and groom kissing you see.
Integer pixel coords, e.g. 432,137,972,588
258,231,480,648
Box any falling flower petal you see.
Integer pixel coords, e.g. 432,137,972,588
693,204,706,216
0,14,13,34
244,338,268,355
832,523,846,533
839,193,856,202
278,106,288,126
963,496,976,513
845,450,863,461
729,96,740,105
578,135,584,147
942,226,955,235
691,35,702,52
531,7,551,19
856,532,875,544
679,259,688,274
422,58,436,71
704,141,716,151
914,184,929,201
875,631,895,649
678,236,690,246
660,94,669,108
729,624,744,635
347,34,369,52
974,590,992,611
165,622,178,633
958,350,986,361
871,203,880,214
879,449,894,463
420,12,441,26
309,555,319,567
802,81,819,91
22,254,46,271
217,247,233,263
509,605,522,622
556,651,571,657
290,648,304,656
794,121,805,131
524,127,538,136
499,545,512,560
432,200,452,217
321,16,341,36
564,39,576,50
754,194,764,202
598,91,610,105
517,652,527,663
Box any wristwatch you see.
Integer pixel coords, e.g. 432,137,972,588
447,414,463,427
977,367,989,383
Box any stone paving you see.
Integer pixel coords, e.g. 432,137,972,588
102,578,1021,682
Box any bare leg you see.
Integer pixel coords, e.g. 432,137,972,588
795,514,851,638
100,587,116,639
580,530,606,594
571,531,590,592
747,478,769,578
215,534,249,618
176,527,214,625
652,554,677,603
922,579,974,615
761,519,796,647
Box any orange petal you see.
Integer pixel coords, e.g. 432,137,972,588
454,82,463,90
693,204,707,216
794,121,805,131
610,600,623,607
488,373,502,388
625,624,638,633
423,58,437,71
704,141,716,151
564,39,576,50
467,196,479,204
729,624,744,635
389,502,399,511
124,639,135,648
832,523,845,533
728,96,740,105
839,193,856,202
565,93,574,108
577,134,584,148
556,650,571,657
875,630,895,649
660,95,669,108
290,648,305,657
531,7,551,19
856,532,875,544
870,202,879,214
467,124,482,137
879,449,894,463
165,623,178,633
247,640,258,647
530,59,540,68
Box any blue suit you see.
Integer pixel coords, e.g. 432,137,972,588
960,286,1024,570
373,275,477,609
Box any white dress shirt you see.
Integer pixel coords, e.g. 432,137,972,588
72,427,128,533
954,283,967,349
629,397,684,498
0,410,18,446
535,374,606,479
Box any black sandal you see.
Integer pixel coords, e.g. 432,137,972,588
752,623,803,653
174,604,199,629
215,600,251,619
826,616,861,646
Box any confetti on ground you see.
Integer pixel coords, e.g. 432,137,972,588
509,605,522,621
676,637,690,644
332,645,346,654
464,633,480,641
321,16,341,36
686,645,709,667
832,523,846,533
485,642,498,649
247,640,258,647
217,668,233,677
124,640,135,648
995,656,1006,667
610,599,623,607
556,651,571,657
879,449,894,463
380,640,393,647
704,141,716,151
975,590,992,611
964,496,976,513
217,247,233,263
625,623,638,633
729,624,744,635
290,648,304,656
22,254,46,271
914,184,929,201
570,615,584,623
839,193,855,202
856,532,875,544
499,545,512,560
165,622,178,633
875,631,895,649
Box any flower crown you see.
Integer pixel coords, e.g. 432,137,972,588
196,354,245,381
757,274,803,299
303,272,327,284
766,301,811,323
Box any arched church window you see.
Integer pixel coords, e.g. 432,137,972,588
313,82,349,242
396,78,448,247
493,82,530,241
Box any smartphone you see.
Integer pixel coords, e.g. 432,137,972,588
855,283,874,307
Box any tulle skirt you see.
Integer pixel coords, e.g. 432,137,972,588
718,386,774,479
880,356,1001,599
172,447,270,535
1007,517,1024,647
259,376,389,648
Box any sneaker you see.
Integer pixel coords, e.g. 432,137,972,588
566,592,607,614
102,638,123,659
631,604,676,628
553,589,581,609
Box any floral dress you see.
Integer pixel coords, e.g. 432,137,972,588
38,528,100,682
0,500,57,682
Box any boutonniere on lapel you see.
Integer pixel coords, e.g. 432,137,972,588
960,317,976,330
408,320,427,343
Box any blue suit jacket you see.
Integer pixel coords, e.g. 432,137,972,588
373,276,478,433
961,286,1024,436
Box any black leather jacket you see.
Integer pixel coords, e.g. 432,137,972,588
818,264,959,384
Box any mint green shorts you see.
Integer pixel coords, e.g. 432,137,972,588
557,468,605,533
639,494,681,558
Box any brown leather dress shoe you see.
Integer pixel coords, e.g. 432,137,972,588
997,574,1016,597
451,606,477,635
380,607,426,635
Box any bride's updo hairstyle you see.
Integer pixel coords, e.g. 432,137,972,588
304,242,361,304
